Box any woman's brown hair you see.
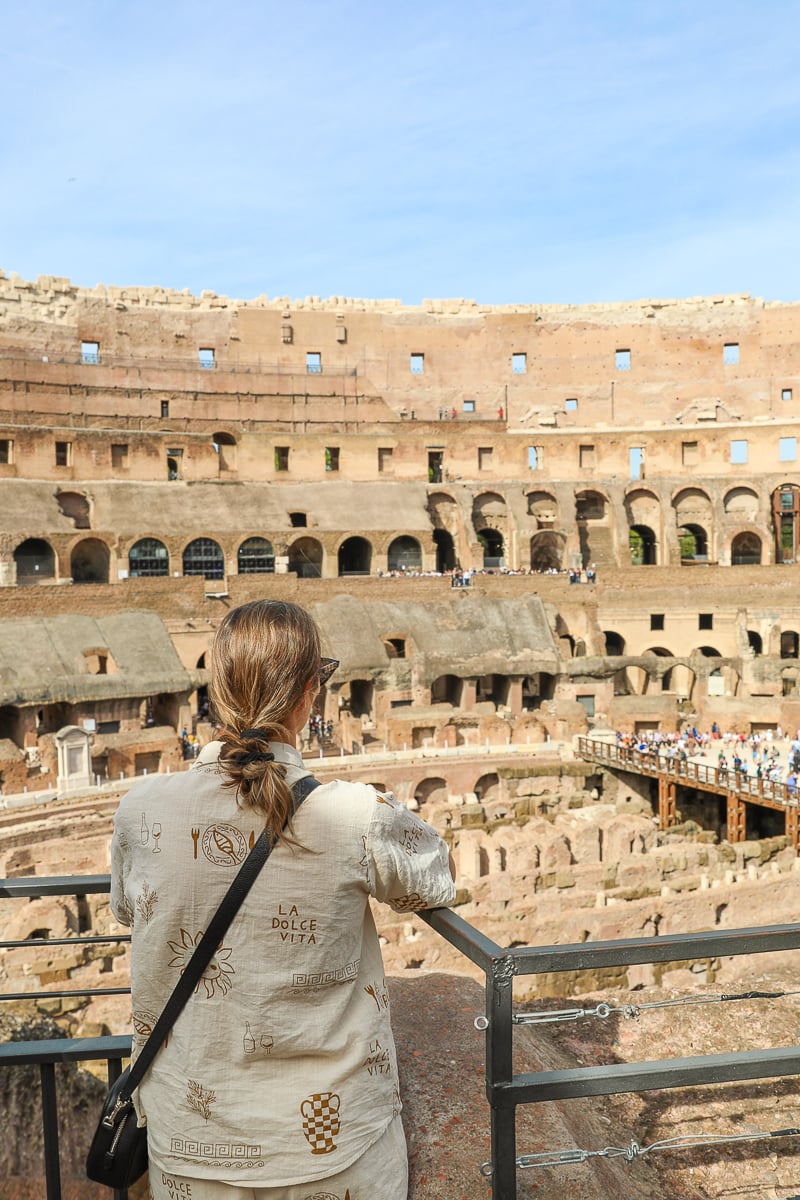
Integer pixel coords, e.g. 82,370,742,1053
209,599,321,844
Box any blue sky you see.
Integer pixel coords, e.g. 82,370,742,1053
5,0,800,305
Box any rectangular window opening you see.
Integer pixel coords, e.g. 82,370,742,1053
463,399,476,413
723,342,740,365
478,446,493,471
565,398,578,412
615,348,631,371
699,613,714,630
198,348,215,369
780,437,797,463
111,443,129,469
782,388,793,402
629,447,644,480
528,446,539,470
650,613,665,631
730,439,748,465
682,441,699,466
325,446,339,472
306,351,322,375
81,340,99,365
55,441,72,467
512,352,527,375
378,447,393,473
0,439,13,465
410,353,424,375
580,444,596,469
576,694,596,718
161,400,170,418
275,446,290,471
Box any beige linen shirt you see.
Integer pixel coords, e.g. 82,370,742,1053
110,740,455,1186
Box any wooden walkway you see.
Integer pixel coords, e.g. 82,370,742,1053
576,736,800,849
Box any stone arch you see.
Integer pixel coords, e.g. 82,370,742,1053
530,530,565,571
604,631,625,655
724,486,759,519
342,678,374,718
575,489,610,566
747,630,763,655
212,431,237,472
478,527,504,568
288,536,323,578
14,537,55,583
237,537,275,574
473,492,508,568
338,536,372,576
71,537,110,584
781,631,799,659
183,537,224,579
629,525,657,565
731,531,762,565
432,529,456,572
387,535,422,573
772,483,800,564
526,490,559,526
474,772,500,801
431,675,464,706
129,537,169,577
678,523,709,561
414,777,448,805
521,672,556,709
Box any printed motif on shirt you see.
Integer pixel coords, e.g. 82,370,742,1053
271,901,318,944
186,1079,216,1122
168,929,235,997
300,1090,341,1155
364,1038,391,1077
169,1137,264,1169
292,958,360,993
136,881,159,923
363,977,390,1012
302,1191,350,1200
241,1021,274,1056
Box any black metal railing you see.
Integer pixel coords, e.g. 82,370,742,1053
4,875,800,1198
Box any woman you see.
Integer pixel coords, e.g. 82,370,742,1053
111,599,456,1199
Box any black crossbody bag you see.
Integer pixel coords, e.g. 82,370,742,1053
86,774,319,1191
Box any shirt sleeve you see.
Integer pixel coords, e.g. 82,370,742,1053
364,789,456,913
110,816,133,927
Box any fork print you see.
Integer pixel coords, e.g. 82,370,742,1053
191,828,200,859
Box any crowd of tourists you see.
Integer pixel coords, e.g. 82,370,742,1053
613,724,800,791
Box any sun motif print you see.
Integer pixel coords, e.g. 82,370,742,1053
167,929,235,997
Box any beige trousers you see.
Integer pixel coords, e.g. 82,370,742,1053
147,1114,408,1200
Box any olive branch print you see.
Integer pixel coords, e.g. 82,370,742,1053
186,1079,217,1121
136,881,158,924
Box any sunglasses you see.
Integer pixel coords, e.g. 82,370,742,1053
318,657,339,686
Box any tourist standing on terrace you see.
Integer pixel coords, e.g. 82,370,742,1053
111,599,455,1199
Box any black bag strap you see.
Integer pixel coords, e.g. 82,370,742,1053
125,773,319,1095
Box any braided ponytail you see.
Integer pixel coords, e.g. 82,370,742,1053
209,600,321,846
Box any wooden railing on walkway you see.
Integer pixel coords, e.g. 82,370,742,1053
576,735,800,847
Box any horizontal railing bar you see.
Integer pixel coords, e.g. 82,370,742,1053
492,1045,800,1106
0,1035,131,1067
417,905,502,971
0,875,113,897
0,935,130,948
508,922,800,974
1,987,130,1001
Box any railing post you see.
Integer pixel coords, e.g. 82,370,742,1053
486,953,516,1199
786,805,800,850
658,777,677,829
39,1061,62,1200
727,792,746,842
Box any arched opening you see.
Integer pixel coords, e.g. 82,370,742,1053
14,538,55,583
724,486,759,519
414,777,448,805
731,531,762,565
71,538,110,584
338,536,372,576
748,631,763,655
212,431,237,473
575,490,608,566
604,631,625,655
781,631,799,659
183,538,224,580
773,485,800,563
432,528,455,572
431,675,464,706
383,636,407,659
526,491,558,525
474,773,500,801
129,538,169,577
237,537,275,574
521,673,556,710
629,525,657,565
288,536,323,578
478,528,504,569
346,679,373,718
697,646,722,658
0,705,22,746
678,524,708,562
476,675,511,708
530,532,563,571
387,536,422,573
